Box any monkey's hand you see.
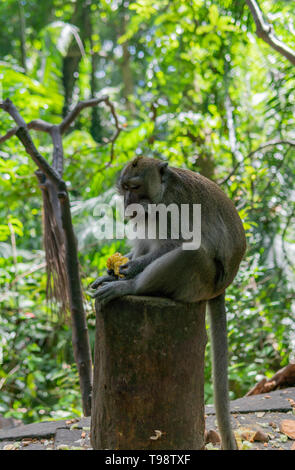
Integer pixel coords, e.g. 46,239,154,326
90,273,117,290
119,258,146,279
93,279,135,305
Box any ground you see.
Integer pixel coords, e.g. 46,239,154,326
0,387,294,450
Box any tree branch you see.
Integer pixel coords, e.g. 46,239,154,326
0,98,27,127
219,139,295,185
246,139,295,160
1,96,122,165
16,127,64,190
59,96,122,161
246,0,295,66
0,118,52,144
50,125,64,177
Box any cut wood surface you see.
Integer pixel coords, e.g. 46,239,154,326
91,295,207,450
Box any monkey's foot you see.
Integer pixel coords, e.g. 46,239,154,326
92,279,134,306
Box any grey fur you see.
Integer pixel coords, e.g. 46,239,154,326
92,157,246,450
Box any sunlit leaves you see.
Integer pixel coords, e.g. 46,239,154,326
0,0,294,418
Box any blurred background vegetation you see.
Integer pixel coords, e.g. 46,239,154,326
0,0,294,424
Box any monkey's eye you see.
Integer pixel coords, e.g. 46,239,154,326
122,183,141,191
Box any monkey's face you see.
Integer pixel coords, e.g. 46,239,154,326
117,157,168,217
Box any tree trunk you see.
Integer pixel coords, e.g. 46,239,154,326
91,295,207,450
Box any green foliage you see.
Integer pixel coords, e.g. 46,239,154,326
0,0,295,422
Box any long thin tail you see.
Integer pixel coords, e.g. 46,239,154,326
208,293,237,450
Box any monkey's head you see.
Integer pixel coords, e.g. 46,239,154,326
117,156,168,214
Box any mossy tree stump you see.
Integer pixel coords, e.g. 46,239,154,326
91,296,207,450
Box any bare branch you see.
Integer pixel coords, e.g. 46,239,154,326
0,126,20,144
59,95,123,161
0,99,63,185
1,96,122,168
16,127,64,189
50,125,64,177
246,0,295,66
0,98,93,414
28,119,53,133
60,96,109,133
246,139,295,160
0,98,27,127
219,139,295,185
219,161,240,186
0,118,52,144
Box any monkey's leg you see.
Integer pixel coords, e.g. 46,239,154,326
92,247,185,304
94,246,217,305
208,293,237,450
132,246,217,302
119,242,179,279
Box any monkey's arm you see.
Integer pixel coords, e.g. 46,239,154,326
119,241,179,279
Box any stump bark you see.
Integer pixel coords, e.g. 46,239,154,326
91,295,207,450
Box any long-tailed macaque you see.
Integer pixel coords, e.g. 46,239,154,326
91,156,246,450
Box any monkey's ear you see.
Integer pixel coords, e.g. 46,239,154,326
159,161,168,179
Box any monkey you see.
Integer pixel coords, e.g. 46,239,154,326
91,156,246,450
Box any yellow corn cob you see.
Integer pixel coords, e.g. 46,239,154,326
106,252,129,278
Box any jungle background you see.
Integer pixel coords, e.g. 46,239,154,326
0,0,294,425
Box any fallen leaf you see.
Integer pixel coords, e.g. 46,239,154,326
234,428,253,449
150,430,164,441
291,442,295,450
287,398,295,408
241,429,256,442
280,420,295,439
279,434,288,443
3,444,16,450
3,442,20,450
70,423,79,430
256,412,265,418
241,440,253,450
253,430,269,442
205,442,219,450
205,429,221,445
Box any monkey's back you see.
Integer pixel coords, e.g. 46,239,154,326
166,166,246,281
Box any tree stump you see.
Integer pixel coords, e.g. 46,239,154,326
91,295,207,450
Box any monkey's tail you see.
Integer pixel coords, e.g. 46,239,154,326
207,293,237,450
